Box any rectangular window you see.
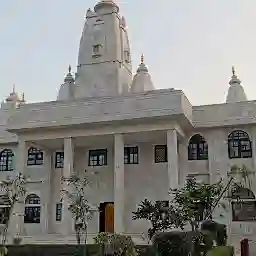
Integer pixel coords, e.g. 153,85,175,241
24,206,40,223
89,149,107,166
56,203,62,221
154,145,167,163
232,201,256,221
27,148,44,166
188,143,197,160
124,146,139,164
93,44,100,53
55,152,64,168
124,50,130,63
0,207,10,224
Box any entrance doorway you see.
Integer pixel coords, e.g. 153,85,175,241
99,202,114,233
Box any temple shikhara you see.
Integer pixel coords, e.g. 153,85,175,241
0,0,256,252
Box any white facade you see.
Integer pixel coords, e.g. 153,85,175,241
0,1,256,253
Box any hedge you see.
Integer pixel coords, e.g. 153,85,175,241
6,244,153,256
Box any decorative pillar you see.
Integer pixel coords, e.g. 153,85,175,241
114,134,125,233
42,149,53,234
251,127,256,171
9,139,27,238
61,137,74,235
167,130,179,189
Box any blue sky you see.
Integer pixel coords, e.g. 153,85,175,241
1,0,256,105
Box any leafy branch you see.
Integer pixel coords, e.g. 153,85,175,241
61,173,96,246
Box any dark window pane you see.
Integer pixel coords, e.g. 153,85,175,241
232,201,256,221
0,149,14,172
124,147,139,164
24,206,40,223
228,130,252,159
25,194,40,204
155,145,167,163
24,194,41,224
188,134,208,161
56,203,62,221
88,149,107,166
0,207,10,224
55,152,64,168
27,147,44,166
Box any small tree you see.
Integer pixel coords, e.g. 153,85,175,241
61,173,96,247
132,199,185,240
94,232,137,256
170,177,224,232
0,173,26,251
133,165,254,238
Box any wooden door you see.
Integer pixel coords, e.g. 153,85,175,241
104,203,114,233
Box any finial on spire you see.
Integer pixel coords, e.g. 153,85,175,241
141,54,144,64
229,65,241,85
12,84,15,93
68,65,71,73
232,66,236,76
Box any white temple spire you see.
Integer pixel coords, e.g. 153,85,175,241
226,66,247,103
130,54,155,93
64,65,74,83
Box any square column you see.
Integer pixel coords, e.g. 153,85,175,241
251,127,256,171
114,134,125,233
167,130,179,189
9,139,27,237
61,137,74,235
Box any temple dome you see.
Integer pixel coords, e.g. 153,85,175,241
226,66,247,103
130,55,155,93
6,85,20,102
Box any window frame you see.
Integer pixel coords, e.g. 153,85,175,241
0,196,11,225
124,50,131,63
228,130,252,159
27,147,44,166
55,151,64,168
124,146,139,164
188,134,208,161
88,149,107,167
56,203,62,222
230,187,256,222
92,44,102,57
154,145,167,163
0,149,14,172
0,206,10,224
24,194,41,224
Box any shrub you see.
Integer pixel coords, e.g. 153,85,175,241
94,232,137,256
12,236,22,245
201,220,227,246
152,231,195,256
0,247,7,256
206,246,234,256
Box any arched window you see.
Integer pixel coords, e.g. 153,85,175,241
188,134,208,160
231,187,256,221
24,194,41,223
0,149,14,171
228,130,252,159
27,147,44,166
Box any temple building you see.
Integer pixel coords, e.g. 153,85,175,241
0,0,256,253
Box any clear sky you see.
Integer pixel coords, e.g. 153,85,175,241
0,0,256,106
